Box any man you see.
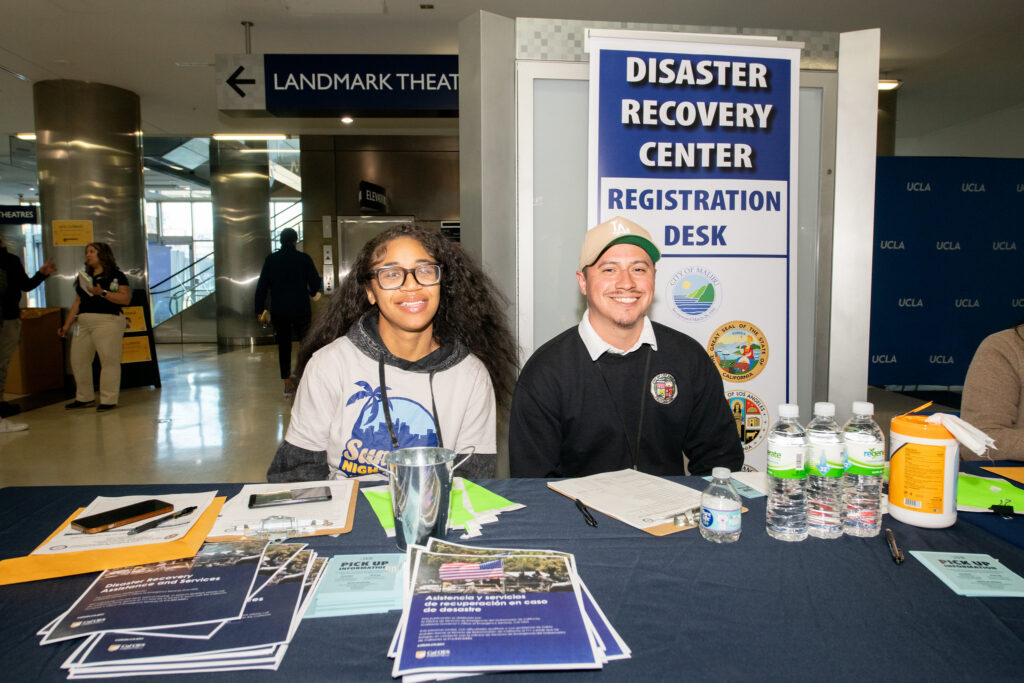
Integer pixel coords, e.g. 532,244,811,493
254,228,322,394
0,234,57,429
509,216,743,478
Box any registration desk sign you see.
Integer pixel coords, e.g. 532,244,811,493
587,31,802,470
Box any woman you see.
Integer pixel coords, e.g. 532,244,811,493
961,320,1024,461
267,224,518,482
58,243,131,412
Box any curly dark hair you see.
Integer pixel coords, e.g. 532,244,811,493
294,224,519,407
85,242,119,274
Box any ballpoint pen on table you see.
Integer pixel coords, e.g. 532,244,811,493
575,499,598,527
127,506,198,535
885,527,904,565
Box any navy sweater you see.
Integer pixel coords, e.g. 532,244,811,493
509,322,744,478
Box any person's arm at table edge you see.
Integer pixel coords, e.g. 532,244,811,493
961,335,1024,461
681,353,746,476
508,369,564,478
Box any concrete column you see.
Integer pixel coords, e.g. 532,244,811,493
33,80,148,308
210,139,273,347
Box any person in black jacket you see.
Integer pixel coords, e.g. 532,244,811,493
509,217,744,478
0,235,56,420
254,228,322,394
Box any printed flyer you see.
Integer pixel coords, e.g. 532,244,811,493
393,550,602,675
43,540,268,644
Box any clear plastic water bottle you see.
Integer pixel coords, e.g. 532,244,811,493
766,404,808,542
842,401,886,537
805,402,845,539
700,467,742,544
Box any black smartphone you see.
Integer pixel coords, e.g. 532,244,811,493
71,499,173,534
248,486,332,509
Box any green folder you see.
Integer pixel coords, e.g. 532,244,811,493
957,473,1024,512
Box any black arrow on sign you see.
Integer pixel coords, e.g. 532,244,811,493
227,65,256,97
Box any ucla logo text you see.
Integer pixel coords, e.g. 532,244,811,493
954,298,980,308
906,182,931,191
872,354,897,364
936,241,961,250
993,241,1017,250
961,183,986,192
898,298,923,308
879,240,905,250
929,355,954,365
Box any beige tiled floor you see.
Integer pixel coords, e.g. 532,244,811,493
0,344,290,486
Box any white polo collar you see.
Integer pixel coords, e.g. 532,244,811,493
577,310,658,361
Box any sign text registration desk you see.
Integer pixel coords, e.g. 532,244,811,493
1,477,1023,681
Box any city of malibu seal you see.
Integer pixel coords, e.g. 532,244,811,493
707,320,769,382
667,266,721,322
726,389,768,452
650,373,677,404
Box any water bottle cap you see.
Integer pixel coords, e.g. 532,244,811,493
852,401,874,416
813,402,835,417
712,467,731,480
778,403,799,418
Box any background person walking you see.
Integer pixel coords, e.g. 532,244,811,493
254,227,322,395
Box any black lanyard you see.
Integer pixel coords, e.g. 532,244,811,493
594,345,652,470
378,356,444,449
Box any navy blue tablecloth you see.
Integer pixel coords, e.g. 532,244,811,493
1,477,1023,681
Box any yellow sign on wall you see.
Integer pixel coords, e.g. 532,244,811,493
52,220,94,246
121,335,152,364
122,306,148,333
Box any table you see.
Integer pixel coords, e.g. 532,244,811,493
2,476,1023,681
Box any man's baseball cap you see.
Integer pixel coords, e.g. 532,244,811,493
578,216,661,270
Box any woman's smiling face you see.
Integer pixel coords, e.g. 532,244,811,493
365,236,442,341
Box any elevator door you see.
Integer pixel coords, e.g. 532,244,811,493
335,216,416,282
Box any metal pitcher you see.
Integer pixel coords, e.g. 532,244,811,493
383,446,473,550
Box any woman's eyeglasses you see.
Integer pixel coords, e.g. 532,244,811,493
371,263,442,289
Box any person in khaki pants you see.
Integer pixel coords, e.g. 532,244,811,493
58,243,131,412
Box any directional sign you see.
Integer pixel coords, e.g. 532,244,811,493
0,205,38,224
216,54,458,117
216,54,266,110
226,65,257,97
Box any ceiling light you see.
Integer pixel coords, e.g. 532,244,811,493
212,134,287,141
16,133,36,140
340,116,354,124
878,79,902,91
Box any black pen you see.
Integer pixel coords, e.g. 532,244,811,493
575,499,598,527
127,506,197,535
885,527,904,565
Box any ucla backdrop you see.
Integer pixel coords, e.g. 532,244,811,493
871,157,1024,387
587,33,802,470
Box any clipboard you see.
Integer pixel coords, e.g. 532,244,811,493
0,498,225,586
205,481,359,541
548,484,691,536
547,470,748,537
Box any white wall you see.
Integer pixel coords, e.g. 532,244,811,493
896,101,1024,157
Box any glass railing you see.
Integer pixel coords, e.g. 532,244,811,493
149,253,215,327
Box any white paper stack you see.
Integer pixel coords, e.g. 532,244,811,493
389,538,630,679
37,540,327,678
